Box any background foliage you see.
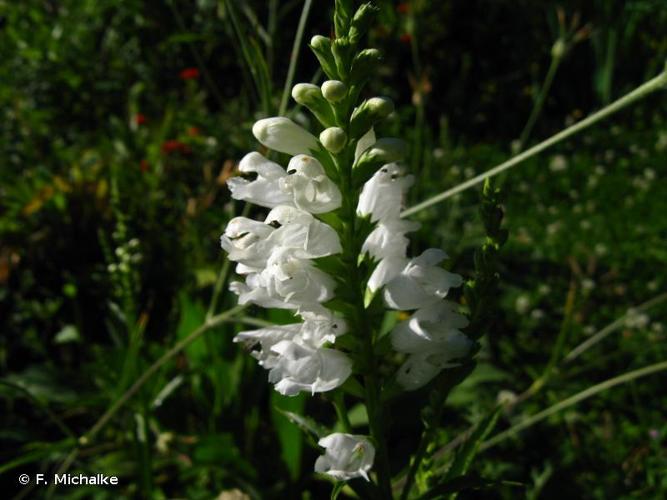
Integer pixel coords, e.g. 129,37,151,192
1,0,666,498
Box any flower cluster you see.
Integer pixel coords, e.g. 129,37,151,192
223,152,352,397
219,0,473,487
358,165,471,389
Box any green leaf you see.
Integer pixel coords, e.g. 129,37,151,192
331,481,346,499
418,474,523,499
444,407,502,498
271,392,307,480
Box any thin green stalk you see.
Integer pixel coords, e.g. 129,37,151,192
46,306,245,497
480,360,667,451
524,279,577,397
278,0,313,116
333,392,352,432
402,66,667,217
518,54,561,151
564,291,667,362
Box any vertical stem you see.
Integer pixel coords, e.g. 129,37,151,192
518,54,561,151
278,0,313,116
337,157,392,498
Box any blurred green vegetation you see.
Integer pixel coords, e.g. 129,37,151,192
1,0,666,498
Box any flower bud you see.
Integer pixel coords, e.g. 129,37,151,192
309,35,338,79
252,117,319,156
319,127,347,153
349,48,381,85
292,83,335,127
348,3,379,44
551,38,567,60
349,97,394,139
321,80,347,103
332,37,354,80
353,138,407,184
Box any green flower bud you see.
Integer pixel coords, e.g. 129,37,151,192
292,83,335,126
349,97,394,139
353,138,407,185
349,48,382,86
332,37,354,81
348,3,379,44
309,35,338,79
334,0,353,38
551,38,567,60
321,80,347,103
319,127,347,154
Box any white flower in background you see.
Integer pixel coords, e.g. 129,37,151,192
357,163,414,222
314,433,375,481
268,341,352,396
367,248,462,310
278,155,342,213
227,152,293,208
230,247,336,310
252,117,319,156
391,301,472,390
362,218,420,260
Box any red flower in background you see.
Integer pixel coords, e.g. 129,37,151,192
397,3,410,14
179,67,200,80
140,159,151,172
161,140,191,155
134,113,147,126
400,33,412,44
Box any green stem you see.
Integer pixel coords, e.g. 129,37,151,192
402,66,667,217
564,291,667,363
337,153,392,498
518,54,561,151
480,360,667,451
278,0,313,116
333,392,352,432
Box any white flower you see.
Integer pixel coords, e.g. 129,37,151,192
268,341,352,395
227,152,292,208
357,163,414,222
221,207,341,274
230,248,336,310
380,249,463,310
314,433,375,481
278,155,342,213
228,153,341,214
391,301,472,390
362,218,420,260
252,117,319,156
233,308,348,366
264,206,342,260
220,216,276,273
